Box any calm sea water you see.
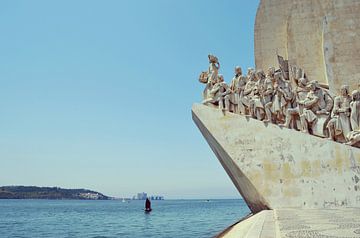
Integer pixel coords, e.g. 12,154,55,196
0,199,249,238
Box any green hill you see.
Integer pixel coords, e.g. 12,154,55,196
0,186,110,200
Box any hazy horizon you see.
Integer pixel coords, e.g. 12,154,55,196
1,184,243,199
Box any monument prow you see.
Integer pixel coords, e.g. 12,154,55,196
194,0,360,236
192,103,360,213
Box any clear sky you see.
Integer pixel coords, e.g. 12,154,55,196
0,0,259,199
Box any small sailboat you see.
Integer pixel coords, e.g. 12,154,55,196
122,198,126,203
144,198,152,213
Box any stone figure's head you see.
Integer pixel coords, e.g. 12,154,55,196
247,68,255,76
235,66,242,75
255,70,265,81
267,67,275,78
308,81,317,91
295,67,303,80
312,80,321,89
274,71,282,82
340,85,350,96
351,90,360,101
248,71,255,81
208,54,218,64
218,74,224,83
252,73,258,82
298,77,308,87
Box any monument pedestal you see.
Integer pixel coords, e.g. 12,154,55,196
192,103,360,213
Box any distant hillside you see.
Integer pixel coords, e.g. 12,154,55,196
0,186,110,200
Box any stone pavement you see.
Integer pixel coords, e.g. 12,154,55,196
219,208,360,238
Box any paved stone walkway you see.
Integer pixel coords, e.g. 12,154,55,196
220,208,360,238
276,208,360,238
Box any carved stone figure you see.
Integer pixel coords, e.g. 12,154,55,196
202,82,216,105
207,54,220,84
312,81,333,115
309,81,334,137
263,67,275,122
240,70,257,115
237,72,248,114
271,72,293,123
290,66,304,86
199,71,213,102
228,66,246,114
346,90,360,146
327,85,352,142
280,77,309,128
249,85,265,120
298,81,320,134
203,75,231,112
216,75,231,112
201,80,212,102
249,70,266,119
198,53,360,147
200,54,220,103
246,68,255,81
255,69,266,88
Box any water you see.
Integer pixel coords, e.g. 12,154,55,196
0,199,249,238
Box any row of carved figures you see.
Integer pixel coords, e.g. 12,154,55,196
199,54,360,148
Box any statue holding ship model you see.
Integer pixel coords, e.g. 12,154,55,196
198,54,360,148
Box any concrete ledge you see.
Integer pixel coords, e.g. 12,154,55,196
218,210,276,238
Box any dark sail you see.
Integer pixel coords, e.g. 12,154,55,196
145,198,152,212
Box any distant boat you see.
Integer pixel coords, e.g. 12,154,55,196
144,198,152,213
122,198,126,203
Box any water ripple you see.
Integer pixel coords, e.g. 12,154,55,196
0,199,249,238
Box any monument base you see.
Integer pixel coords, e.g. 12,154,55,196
192,103,360,213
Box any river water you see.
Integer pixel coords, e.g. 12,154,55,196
0,199,249,238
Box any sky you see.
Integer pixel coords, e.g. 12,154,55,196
0,0,260,199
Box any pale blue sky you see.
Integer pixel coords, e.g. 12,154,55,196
0,0,259,199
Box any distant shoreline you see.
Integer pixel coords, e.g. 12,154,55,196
0,186,110,200
0,197,243,201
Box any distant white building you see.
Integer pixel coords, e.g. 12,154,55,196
137,192,147,200
79,192,100,199
150,195,164,200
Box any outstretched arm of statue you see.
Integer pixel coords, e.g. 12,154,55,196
243,83,253,95
221,85,231,97
304,96,319,108
210,84,220,94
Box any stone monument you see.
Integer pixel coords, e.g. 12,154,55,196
193,0,360,237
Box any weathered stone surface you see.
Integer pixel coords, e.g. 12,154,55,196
255,0,360,93
322,1,360,93
286,0,327,86
254,0,292,73
192,104,360,212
